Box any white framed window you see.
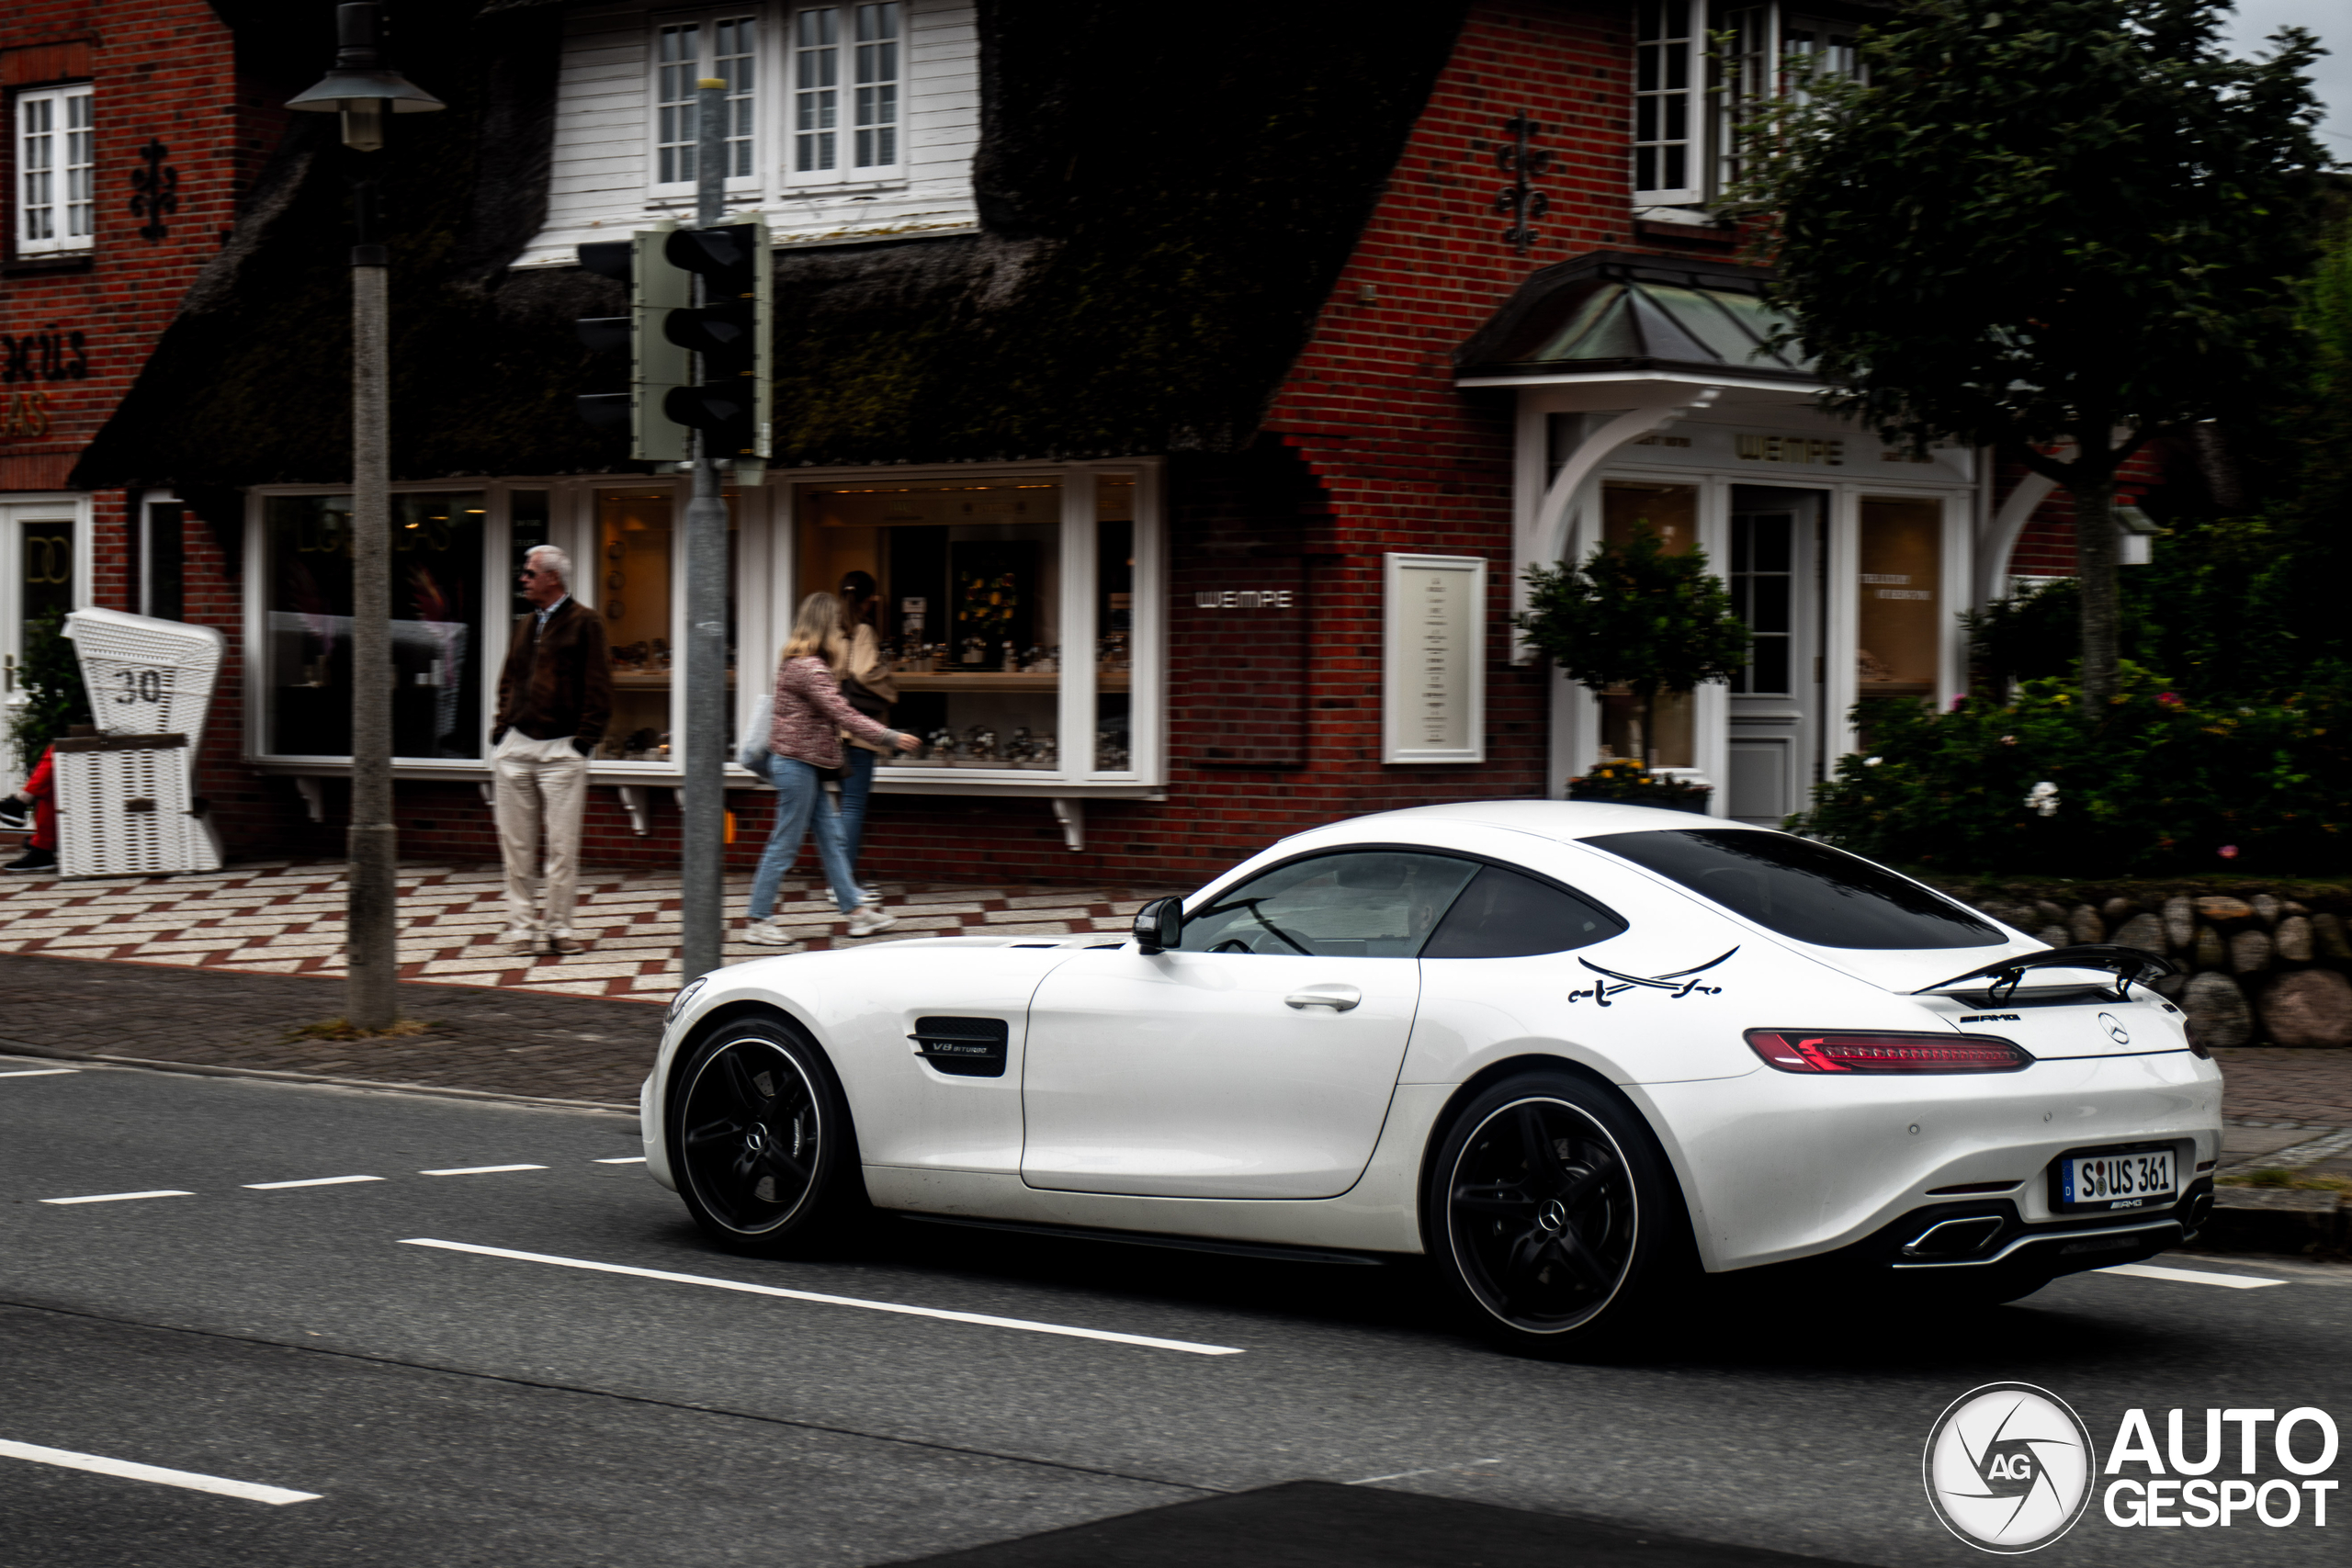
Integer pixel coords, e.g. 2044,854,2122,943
1641,3,1869,214
16,84,95,256
650,11,761,197
1633,0,1702,207
788,2,904,186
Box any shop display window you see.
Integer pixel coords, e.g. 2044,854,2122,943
1857,496,1941,704
1596,479,1697,767
1095,475,1135,773
594,487,742,761
265,491,486,759
797,479,1065,771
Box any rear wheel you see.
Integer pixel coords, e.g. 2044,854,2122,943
670,1016,865,1254
1427,1072,1692,1356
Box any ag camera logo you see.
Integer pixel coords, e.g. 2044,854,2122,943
1923,1382,2096,1553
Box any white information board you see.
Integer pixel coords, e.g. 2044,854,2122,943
1382,553,1487,764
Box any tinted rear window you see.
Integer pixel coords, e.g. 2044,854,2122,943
1420,864,1625,959
1585,829,2002,950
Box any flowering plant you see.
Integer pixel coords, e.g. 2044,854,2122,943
1568,758,1714,813
1790,666,2352,874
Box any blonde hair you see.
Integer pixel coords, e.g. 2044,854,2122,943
781,591,847,666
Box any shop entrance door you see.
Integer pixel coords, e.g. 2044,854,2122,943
1,505,78,793
1725,486,1823,824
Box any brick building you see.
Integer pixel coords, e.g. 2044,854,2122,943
0,0,304,795
50,0,2178,888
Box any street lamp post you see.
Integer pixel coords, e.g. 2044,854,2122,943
288,2,444,1031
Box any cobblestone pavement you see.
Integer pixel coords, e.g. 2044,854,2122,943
0,859,1184,1003
0,950,662,1105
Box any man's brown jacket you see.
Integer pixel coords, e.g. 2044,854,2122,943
492,597,613,749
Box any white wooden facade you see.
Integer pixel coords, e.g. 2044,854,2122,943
519,0,980,267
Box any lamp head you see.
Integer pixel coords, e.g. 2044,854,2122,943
287,2,446,151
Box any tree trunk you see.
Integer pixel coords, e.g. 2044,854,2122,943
1638,685,1658,768
2072,476,2120,706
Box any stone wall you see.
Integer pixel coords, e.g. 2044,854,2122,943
1957,890,2352,1049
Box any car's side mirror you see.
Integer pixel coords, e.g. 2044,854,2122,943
1134,897,1182,954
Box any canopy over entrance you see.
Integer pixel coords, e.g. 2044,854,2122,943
1456,253,1814,387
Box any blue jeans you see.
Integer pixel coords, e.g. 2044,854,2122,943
746,754,861,919
838,746,876,864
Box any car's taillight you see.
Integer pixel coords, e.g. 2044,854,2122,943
1744,1029,2032,1074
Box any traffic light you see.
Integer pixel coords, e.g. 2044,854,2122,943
574,224,691,462
661,217,772,462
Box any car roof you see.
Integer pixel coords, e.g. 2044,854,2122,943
1312,798,1781,844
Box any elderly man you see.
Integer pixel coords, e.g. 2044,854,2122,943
491,545,611,955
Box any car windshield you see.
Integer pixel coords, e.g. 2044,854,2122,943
1584,829,2003,950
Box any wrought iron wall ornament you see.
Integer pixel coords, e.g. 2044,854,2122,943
1492,113,1553,255
130,140,181,243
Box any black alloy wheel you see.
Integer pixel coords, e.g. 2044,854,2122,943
672,1017,861,1253
1430,1073,1687,1353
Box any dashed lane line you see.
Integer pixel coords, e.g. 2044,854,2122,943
399,1237,1250,1357
0,1438,321,1506
2098,1262,2287,1290
594,1156,648,1164
419,1165,548,1177
243,1176,385,1190
0,1068,78,1077
39,1190,195,1206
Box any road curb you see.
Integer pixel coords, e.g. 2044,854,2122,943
2195,1187,2348,1254
0,1038,637,1117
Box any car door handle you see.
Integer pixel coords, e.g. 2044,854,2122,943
1284,986,1362,1011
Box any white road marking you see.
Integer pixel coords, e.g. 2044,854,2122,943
593,1156,647,1164
1347,1459,1501,1485
417,1165,547,1177
2098,1262,2287,1290
400,1238,1248,1356
0,1438,320,1506
39,1190,195,1206
0,1068,77,1077
243,1176,384,1190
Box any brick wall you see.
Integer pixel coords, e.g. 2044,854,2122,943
1997,444,2173,581
0,1,249,492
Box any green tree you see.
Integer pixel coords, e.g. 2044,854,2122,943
7,610,92,773
1515,527,1750,766
1728,0,2331,705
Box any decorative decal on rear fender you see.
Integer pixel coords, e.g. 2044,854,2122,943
1567,948,1737,1007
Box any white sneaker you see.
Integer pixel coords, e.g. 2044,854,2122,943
845,907,897,938
741,919,801,950
857,886,884,908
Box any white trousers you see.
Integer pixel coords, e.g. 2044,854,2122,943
492,730,590,936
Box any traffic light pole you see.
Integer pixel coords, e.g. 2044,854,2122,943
347,177,399,1031
678,77,731,983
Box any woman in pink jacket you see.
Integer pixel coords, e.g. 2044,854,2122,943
744,592,919,948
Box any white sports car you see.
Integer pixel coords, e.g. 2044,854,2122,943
641,801,2220,1352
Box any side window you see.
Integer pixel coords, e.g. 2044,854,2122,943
17,83,96,257
1179,852,1480,958
1420,865,1627,960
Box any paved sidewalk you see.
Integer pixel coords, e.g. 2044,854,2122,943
0,951,660,1106
0,860,1182,1003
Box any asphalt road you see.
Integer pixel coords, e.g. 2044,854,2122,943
2,1052,2346,1568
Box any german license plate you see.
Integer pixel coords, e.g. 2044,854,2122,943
2058,1149,2177,1212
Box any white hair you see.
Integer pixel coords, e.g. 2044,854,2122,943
526,544,572,586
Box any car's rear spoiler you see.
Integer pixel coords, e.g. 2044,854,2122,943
1913,943,2177,1004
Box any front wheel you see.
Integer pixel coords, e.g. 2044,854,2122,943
1426,1072,1693,1356
670,1015,866,1255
